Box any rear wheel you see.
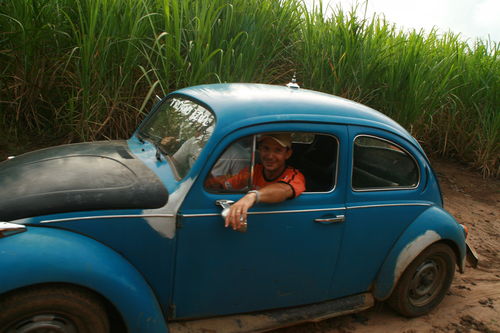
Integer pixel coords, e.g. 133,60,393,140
0,285,109,333
388,243,456,317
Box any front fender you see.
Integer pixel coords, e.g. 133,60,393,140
373,206,466,300
0,226,169,333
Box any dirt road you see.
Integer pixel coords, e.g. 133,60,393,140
274,159,500,333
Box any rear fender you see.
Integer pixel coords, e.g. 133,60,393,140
0,226,169,333
373,206,466,300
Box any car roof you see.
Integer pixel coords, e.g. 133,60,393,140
172,83,419,147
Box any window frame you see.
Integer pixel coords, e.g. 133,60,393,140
137,95,216,180
300,133,339,194
351,134,421,192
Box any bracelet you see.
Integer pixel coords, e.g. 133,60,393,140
247,190,260,204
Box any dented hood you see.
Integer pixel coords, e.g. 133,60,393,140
0,141,168,221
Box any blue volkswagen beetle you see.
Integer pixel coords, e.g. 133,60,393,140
0,83,475,333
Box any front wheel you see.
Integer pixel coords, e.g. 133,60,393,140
0,285,110,333
388,243,456,317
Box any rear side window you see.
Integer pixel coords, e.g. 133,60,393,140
352,136,419,190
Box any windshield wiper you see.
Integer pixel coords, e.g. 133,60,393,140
136,131,148,144
150,139,167,162
136,132,164,161
155,145,162,162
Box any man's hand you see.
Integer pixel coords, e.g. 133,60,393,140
225,192,257,230
205,175,227,190
160,136,176,145
224,182,293,231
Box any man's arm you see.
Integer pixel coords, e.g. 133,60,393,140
224,183,293,230
206,166,250,191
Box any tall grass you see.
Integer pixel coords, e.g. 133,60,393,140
138,0,300,93
298,3,499,176
0,0,498,176
0,0,70,132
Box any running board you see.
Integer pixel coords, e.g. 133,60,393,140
169,293,374,333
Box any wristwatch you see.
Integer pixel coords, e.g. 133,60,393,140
247,190,260,203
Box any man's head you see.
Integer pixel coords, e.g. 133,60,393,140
258,133,293,175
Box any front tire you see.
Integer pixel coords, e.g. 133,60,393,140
388,243,456,317
0,285,109,333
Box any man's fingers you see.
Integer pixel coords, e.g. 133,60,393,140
230,207,240,230
225,207,237,228
241,210,248,225
231,209,237,230
224,198,253,231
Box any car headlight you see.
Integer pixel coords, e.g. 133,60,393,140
0,222,27,238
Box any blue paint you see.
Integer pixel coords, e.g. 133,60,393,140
373,206,466,300
0,227,168,333
0,83,465,330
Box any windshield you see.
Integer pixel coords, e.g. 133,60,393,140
139,97,216,178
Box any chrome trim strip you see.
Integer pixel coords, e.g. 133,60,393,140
347,203,432,210
40,214,175,224
249,207,344,215
182,207,345,218
182,203,431,218
352,185,418,192
182,213,220,218
302,134,340,194
249,134,257,187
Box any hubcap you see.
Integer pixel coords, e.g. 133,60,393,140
7,314,77,333
408,256,446,307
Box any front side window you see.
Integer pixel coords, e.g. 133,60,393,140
138,97,215,178
205,136,254,192
352,135,419,190
205,132,338,193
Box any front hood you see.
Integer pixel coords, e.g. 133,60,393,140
0,141,168,221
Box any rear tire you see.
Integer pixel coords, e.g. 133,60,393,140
0,285,109,333
388,243,456,317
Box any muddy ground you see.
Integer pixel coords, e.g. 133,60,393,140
274,159,500,333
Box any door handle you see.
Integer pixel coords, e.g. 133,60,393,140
216,200,247,232
314,215,345,224
215,199,234,210
215,200,234,219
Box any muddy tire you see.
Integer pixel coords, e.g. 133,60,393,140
0,285,109,333
388,243,456,317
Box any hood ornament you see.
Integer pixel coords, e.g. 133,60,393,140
286,73,300,89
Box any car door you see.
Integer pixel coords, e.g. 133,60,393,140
171,123,348,319
329,125,432,299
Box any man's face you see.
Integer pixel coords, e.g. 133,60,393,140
258,137,292,173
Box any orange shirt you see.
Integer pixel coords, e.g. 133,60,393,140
223,164,305,198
